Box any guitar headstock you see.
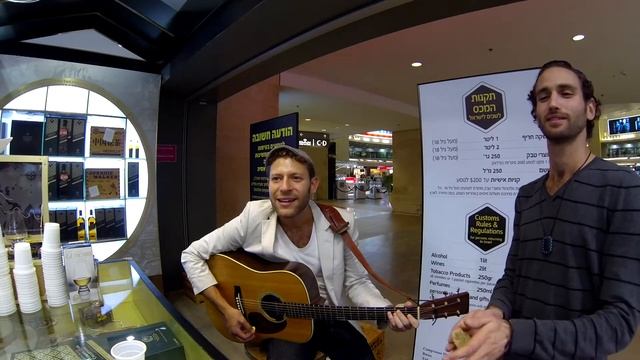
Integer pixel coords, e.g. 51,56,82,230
418,292,469,320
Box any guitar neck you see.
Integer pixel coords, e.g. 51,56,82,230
277,303,415,321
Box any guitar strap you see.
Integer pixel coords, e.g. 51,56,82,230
317,203,417,303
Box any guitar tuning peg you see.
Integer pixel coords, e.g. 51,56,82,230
456,310,461,316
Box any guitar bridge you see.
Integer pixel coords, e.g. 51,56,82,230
234,286,245,316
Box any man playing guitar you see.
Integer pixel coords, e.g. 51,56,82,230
182,145,418,359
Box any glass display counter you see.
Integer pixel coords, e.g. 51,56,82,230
0,259,225,359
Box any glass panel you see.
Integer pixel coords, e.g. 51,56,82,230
88,91,125,117
48,200,85,211
84,157,125,170
4,88,47,111
125,198,145,238
91,239,126,261
126,264,214,359
0,260,215,359
126,119,145,160
46,85,89,114
86,115,126,129
125,159,148,198
1,109,45,122
2,85,150,261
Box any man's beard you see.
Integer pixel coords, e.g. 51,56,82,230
537,118,588,144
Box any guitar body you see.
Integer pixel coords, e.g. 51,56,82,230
204,250,470,344
206,251,322,343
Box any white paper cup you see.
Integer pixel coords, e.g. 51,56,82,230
13,242,33,270
12,267,36,277
42,223,61,250
0,275,16,316
0,246,8,275
110,339,147,360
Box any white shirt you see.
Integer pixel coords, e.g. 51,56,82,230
274,223,329,304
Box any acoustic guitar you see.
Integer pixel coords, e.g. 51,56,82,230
205,250,469,343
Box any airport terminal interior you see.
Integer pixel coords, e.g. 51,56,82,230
171,197,640,360
170,198,423,360
2,0,640,359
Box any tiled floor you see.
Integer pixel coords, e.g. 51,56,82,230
170,197,640,359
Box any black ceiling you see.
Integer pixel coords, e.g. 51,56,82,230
0,0,520,101
0,0,386,98
0,0,234,72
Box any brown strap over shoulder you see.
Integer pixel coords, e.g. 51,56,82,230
317,203,416,302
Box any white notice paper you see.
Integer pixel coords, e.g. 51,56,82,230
415,68,548,359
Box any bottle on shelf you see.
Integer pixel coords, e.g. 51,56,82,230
128,140,134,158
58,119,69,155
134,141,140,158
88,209,97,242
58,163,70,199
77,210,86,241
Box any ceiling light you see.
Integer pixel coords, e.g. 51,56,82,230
321,129,327,132
345,124,350,127
7,0,40,2
572,34,585,41
304,118,311,121
411,62,423,67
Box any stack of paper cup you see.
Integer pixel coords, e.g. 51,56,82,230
12,242,42,313
40,223,68,307
0,245,17,316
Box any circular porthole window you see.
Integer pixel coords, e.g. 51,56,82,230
0,84,148,260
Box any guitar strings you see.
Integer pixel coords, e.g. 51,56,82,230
235,298,457,319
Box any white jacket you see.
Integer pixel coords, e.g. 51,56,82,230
181,200,390,308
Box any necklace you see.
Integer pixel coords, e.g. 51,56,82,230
540,150,592,256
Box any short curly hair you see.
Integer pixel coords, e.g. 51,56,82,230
527,60,601,138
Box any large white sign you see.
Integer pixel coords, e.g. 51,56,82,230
415,69,547,359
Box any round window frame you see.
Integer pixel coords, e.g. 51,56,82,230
0,78,152,259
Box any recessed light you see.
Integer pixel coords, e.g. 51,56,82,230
411,62,423,67
304,118,311,121
572,34,585,41
345,124,350,127
321,129,327,132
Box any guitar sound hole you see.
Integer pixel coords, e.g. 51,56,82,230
262,294,285,321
